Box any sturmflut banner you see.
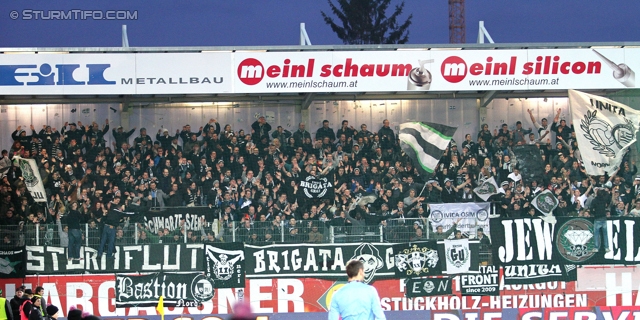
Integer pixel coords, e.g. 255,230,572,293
428,202,490,237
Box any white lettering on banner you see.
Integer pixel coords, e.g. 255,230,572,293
26,246,45,271
498,218,555,263
277,279,304,312
249,279,273,313
606,272,633,306
251,247,346,275
503,265,562,278
67,282,94,315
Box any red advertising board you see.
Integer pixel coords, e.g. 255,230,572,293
0,266,637,317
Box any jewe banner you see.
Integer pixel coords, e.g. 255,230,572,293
492,217,640,266
115,272,215,308
13,157,47,202
0,247,26,278
245,242,395,283
428,202,490,237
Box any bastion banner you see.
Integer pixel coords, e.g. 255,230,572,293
491,216,640,266
115,272,215,308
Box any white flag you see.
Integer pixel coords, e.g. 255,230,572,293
444,239,472,274
12,156,47,202
569,90,640,176
473,176,499,201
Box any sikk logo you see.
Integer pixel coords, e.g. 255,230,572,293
0,63,115,86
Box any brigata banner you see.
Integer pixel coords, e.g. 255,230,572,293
26,244,205,274
296,175,335,199
428,202,490,237
0,247,26,278
115,272,215,308
245,243,395,283
492,217,640,266
143,207,214,234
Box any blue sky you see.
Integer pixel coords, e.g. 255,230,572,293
0,0,638,47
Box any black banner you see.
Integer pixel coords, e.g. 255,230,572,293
491,217,640,266
143,207,214,234
116,272,215,308
512,145,544,186
393,241,442,278
26,244,204,274
460,265,499,296
405,277,452,298
503,264,577,285
245,243,395,283
204,243,245,288
0,247,26,278
297,175,335,199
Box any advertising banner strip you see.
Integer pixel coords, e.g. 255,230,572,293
0,48,638,95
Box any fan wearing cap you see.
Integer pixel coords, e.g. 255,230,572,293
26,297,45,320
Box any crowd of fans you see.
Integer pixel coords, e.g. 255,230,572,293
0,107,637,253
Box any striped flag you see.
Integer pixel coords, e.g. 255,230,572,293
399,122,458,176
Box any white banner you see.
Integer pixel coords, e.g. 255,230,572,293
428,202,490,237
568,90,640,176
0,48,638,94
443,239,472,274
13,157,47,202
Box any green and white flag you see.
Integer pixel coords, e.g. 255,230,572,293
399,122,457,176
532,190,559,217
569,90,640,176
12,156,47,202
